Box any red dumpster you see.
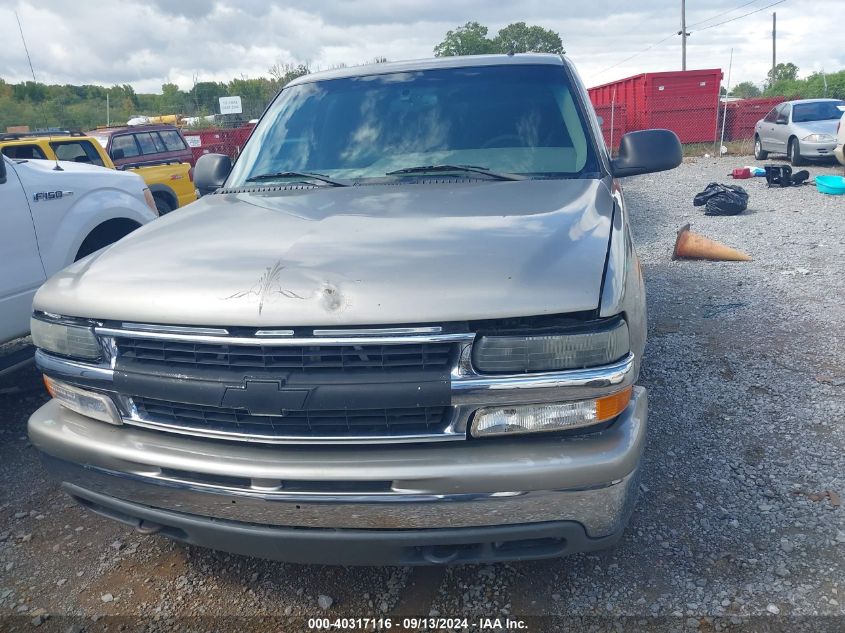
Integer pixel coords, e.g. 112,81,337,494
722,97,787,141
589,69,723,144
592,103,627,149
181,123,257,163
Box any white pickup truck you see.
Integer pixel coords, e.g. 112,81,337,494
1,155,158,346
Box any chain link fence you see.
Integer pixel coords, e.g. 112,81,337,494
593,93,790,158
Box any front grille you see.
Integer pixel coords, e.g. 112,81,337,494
115,337,453,372
131,396,452,439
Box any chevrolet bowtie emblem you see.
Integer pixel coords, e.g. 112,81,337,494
220,380,310,415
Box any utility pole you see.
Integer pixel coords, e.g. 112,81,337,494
771,12,776,84
681,0,687,71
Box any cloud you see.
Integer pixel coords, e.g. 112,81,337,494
0,0,841,94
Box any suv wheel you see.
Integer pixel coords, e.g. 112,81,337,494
754,136,768,160
788,138,806,166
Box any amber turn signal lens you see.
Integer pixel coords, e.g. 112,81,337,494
43,375,55,397
595,386,633,422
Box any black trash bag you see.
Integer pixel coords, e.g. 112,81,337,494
693,182,749,216
790,169,810,185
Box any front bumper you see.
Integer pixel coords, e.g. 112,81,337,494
29,388,647,565
800,139,837,158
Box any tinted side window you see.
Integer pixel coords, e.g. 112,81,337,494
134,132,160,155
158,130,187,151
111,134,140,158
763,108,778,123
2,144,47,160
51,140,105,167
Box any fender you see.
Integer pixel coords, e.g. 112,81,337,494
599,179,646,377
39,187,154,274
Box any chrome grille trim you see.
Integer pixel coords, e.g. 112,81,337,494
116,393,472,445
36,323,638,445
95,326,475,346
120,323,230,336
311,326,443,336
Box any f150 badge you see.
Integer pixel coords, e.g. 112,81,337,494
33,190,73,202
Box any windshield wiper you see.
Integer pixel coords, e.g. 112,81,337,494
245,171,349,187
385,164,525,181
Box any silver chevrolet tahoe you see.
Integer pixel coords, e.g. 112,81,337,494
27,54,681,565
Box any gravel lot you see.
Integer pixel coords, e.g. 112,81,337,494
1,157,844,632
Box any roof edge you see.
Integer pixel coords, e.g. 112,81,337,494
286,54,565,87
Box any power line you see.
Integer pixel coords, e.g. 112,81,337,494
594,0,787,79
595,32,677,76
693,0,787,32
686,0,762,29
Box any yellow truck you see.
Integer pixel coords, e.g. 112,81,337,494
0,131,197,214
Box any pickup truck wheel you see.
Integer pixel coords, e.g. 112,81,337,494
154,195,175,214
75,219,141,261
788,138,806,166
754,136,768,160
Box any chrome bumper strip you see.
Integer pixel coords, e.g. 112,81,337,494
48,456,640,535
35,349,114,382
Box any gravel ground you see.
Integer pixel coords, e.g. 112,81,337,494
1,157,843,632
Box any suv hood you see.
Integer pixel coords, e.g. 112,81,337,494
35,179,615,326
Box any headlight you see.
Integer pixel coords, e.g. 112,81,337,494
803,133,835,142
30,317,100,360
472,318,630,374
43,376,121,425
471,387,633,437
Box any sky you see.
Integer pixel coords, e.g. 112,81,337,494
0,0,841,93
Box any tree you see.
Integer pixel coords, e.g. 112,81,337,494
731,81,761,98
159,82,185,113
433,22,497,56
268,62,310,86
492,22,564,55
188,81,227,113
434,21,564,57
766,62,798,87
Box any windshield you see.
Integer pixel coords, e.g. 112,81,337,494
227,64,598,187
792,101,845,123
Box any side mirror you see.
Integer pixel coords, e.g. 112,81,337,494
611,129,682,178
194,153,232,196
775,118,787,125
0,156,7,184
110,148,125,160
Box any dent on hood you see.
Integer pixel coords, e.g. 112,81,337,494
224,259,348,316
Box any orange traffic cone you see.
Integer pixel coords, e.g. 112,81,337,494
672,224,751,262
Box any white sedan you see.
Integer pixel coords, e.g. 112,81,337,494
835,106,845,166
